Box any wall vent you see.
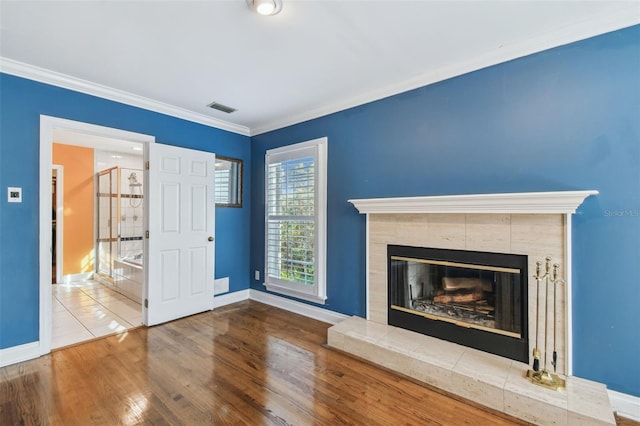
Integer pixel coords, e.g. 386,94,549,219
207,101,237,114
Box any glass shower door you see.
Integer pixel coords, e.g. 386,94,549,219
96,167,118,278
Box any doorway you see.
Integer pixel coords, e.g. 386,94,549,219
50,139,146,348
39,116,155,355
39,116,217,355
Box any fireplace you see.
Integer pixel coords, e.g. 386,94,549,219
328,192,609,425
347,191,598,376
388,245,529,362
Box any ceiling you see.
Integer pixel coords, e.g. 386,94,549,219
1,1,638,136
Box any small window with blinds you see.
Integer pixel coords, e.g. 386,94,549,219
264,137,327,304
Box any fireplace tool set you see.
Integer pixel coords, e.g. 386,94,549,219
527,256,566,390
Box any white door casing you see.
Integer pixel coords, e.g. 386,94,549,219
38,116,155,360
145,143,216,326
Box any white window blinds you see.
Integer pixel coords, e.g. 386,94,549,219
214,169,231,203
264,138,327,304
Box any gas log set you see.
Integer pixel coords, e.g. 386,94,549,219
388,245,528,363
412,277,497,329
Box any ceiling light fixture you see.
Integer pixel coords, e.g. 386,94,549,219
246,0,282,16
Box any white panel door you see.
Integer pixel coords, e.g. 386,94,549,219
145,143,215,326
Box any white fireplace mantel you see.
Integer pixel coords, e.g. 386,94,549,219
348,190,599,215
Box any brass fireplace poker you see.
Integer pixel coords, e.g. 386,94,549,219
527,256,565,391
532,261,543,372
543,257,551,373
552,263,564,373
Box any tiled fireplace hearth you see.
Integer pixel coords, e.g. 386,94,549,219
327,191,617,425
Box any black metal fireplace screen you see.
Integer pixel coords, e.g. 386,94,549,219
388,245,529,363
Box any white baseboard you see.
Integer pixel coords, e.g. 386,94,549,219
0,341,40,367
62,272,93,283
92,273,110,286
212,288,350,325
249,289,349,325
609,389,640,421
213,289,250,309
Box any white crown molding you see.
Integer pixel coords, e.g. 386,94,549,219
0,57,251,137
251,8,640,136
349,191,599,215
609,390,640,422
3,5,637,138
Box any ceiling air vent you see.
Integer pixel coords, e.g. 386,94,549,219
207,101,237,114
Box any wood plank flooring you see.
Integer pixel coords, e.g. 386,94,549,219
0,300,632,425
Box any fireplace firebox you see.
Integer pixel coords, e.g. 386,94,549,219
388,245,529,363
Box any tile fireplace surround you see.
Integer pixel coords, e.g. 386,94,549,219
327,191,617,425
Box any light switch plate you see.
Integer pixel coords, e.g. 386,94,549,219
8,187,22,203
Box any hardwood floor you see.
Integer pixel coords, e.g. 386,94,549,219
0,300,634,425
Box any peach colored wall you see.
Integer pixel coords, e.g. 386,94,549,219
53,143,94,275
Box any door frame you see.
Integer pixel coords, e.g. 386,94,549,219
39,115,155,355
51,164,63,284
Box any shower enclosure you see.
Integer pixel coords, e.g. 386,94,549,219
96,166,144,302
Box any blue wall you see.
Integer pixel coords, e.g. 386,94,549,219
1,25,638,398
250,26,640,396
0,73,252,350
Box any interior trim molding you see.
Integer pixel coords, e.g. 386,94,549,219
62,272,94,284
0,342,40,368
3,9,637,138
609,390,640,422
0,57,250,137
213,289,250,309
251,10,639,136
349,190,599,215
212,288,349,325
249,289,349,325
39,115,157,357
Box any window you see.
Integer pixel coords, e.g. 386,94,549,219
215,156,242,207
265,137,327,304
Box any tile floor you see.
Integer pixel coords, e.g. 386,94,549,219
52,280,142,349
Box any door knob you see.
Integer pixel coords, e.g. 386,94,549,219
208,236,214,242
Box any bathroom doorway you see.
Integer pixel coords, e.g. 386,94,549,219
48,128,147,349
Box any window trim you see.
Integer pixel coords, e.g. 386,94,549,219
264,137,327,304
